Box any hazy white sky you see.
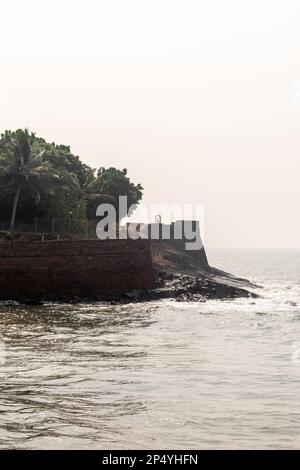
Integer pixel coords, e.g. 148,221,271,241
1,0,299,249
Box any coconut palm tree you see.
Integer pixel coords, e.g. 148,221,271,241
62,169,114,219
0,129,60,231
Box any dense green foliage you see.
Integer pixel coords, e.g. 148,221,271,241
87,168,143,220
0,129,143,231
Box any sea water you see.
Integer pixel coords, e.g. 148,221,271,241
0,248,299,449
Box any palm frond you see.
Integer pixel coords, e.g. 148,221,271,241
15,129,31,164
85,174,104,192
27,149,46,169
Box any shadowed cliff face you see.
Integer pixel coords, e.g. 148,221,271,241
151,239,210,274
146,240,260,302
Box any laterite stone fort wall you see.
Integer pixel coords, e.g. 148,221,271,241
0,239,155,300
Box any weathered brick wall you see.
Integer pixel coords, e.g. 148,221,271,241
0,239,155,300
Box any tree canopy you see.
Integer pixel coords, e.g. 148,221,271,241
0,129,143,231
86,167,143,221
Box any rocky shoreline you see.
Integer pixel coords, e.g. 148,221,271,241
129,270,259,302
8,268,259,306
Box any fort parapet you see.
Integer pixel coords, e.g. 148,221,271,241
124,220,209,267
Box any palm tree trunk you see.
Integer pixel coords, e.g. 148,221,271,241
75,199,82,219
9,186,21,232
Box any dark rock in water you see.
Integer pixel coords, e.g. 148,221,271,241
19,298,44,306
153,271,257,302
286,300,297,307
123,270,258,303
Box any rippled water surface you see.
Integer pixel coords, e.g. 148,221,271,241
0,249,300,449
